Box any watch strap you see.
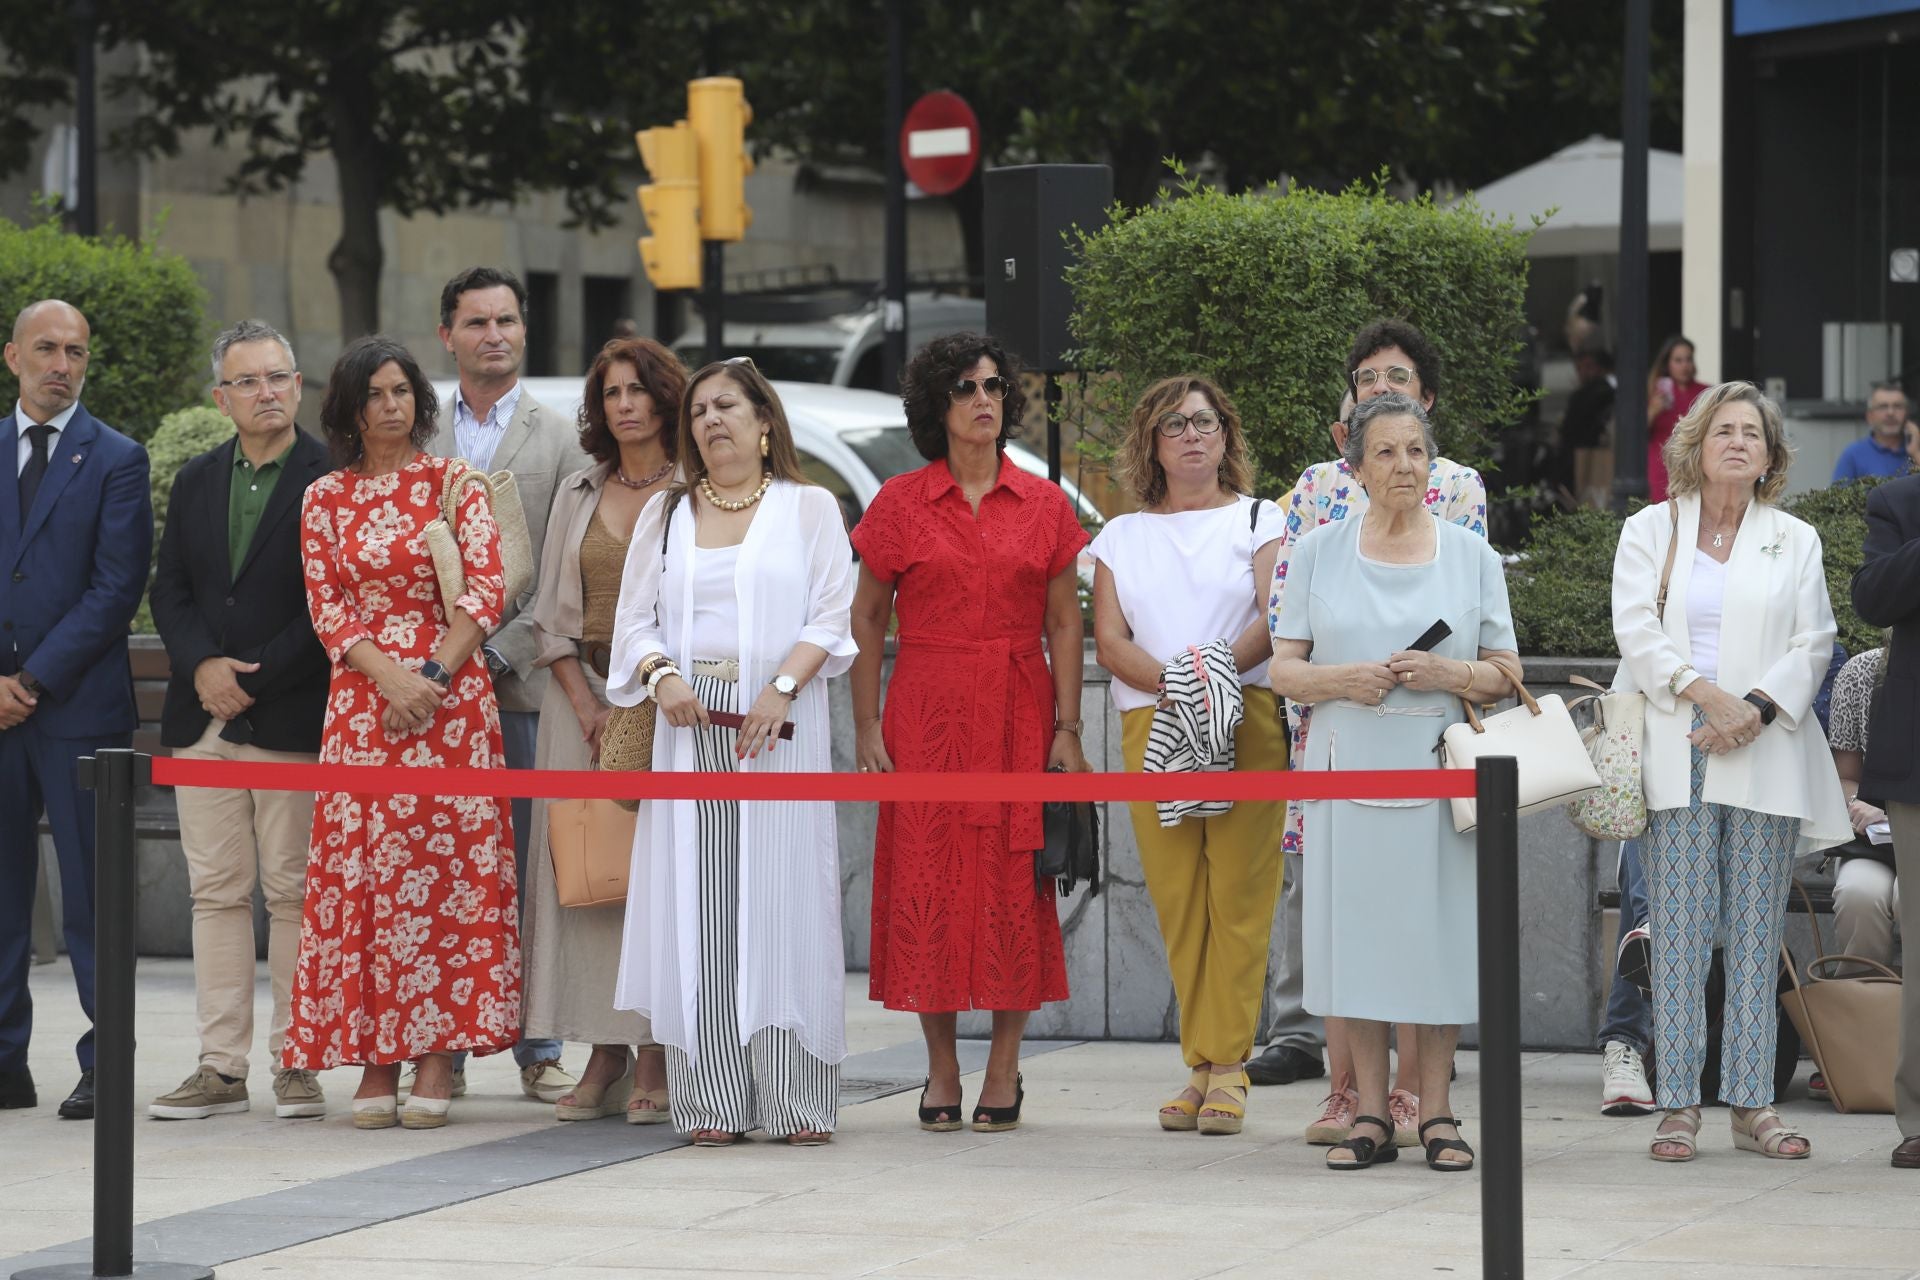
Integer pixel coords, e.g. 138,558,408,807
1743,692,1777,725
421,660,452,687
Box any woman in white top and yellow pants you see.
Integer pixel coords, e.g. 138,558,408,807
1611,382,1850,1163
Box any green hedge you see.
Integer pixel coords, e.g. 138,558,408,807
1505,483,1885,659
131,404,235,633
0,214,207,444
1064,170,1534,494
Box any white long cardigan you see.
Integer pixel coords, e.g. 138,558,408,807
605,480,858,1066
1611,493,1850,855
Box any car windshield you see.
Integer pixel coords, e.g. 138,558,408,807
676,345,842,383
838,425,929,483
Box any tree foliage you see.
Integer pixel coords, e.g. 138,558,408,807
1065,170,1534,497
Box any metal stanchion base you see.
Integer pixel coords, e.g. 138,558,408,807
13,1263,214,1279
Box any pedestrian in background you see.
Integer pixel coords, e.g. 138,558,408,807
288,335,520,1132
524,336,684,1124
850,331,1090,1135
1612,380,1850,1163
1091,375,1286,1137
1645,334,1704,502
1831,382,1912,484
147,320,331,1123
606,359,855,1147
1270,392,1519,1172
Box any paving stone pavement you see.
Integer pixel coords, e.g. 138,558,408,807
3,958,1918,1279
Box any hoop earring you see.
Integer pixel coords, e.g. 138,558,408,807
760,433,771,458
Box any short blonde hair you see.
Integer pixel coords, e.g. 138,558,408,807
1116,375,1253,507
1663,380,1791,504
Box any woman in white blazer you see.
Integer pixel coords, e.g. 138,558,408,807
605,359,857,1147
1611,381,1850,1164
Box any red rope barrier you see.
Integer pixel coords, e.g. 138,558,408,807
149,756,1476,803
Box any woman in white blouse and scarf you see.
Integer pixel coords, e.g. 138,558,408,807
606,359,857,1146
1611,380,1849,1165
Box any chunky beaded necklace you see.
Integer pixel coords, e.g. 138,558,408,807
699,472,772,511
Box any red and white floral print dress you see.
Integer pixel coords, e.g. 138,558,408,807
283,455,521,1070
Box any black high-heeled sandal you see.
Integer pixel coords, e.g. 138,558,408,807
1326,1114,1399,1170
971,1074,1024,1133
918,1078,964,1132
1419,1116,1475,1171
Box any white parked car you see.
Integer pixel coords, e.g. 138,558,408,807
430,377,1105,544
670,291,986,390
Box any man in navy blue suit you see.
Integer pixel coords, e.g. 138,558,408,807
0,299,153,1119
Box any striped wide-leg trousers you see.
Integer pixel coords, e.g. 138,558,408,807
664,672,839,1138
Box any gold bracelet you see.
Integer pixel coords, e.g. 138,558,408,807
1453,660,1476,696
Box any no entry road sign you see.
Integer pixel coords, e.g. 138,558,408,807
900,91,980,196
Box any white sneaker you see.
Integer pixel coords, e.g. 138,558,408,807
1601,1041,1655,1116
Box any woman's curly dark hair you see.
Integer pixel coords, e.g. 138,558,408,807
578,336,687,464
900,330,1028,460
319,335,438,466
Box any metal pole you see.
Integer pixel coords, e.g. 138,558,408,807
703,241,724,366
881,0,908,392
1045,373,1062,484
1613,0,1652,512
71,0,98,237
1475,756,1523,1280
14,751,212,1280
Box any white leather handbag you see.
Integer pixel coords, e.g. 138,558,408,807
1439,680,1602,833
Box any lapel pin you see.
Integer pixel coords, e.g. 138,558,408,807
72,453,83,464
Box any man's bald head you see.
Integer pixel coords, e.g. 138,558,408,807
5,299,92,421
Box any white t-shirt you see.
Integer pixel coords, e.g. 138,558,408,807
688,544,742,660
1089,494,1285,712
1687,549,1728,684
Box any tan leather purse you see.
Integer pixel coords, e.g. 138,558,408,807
424,462,534,622
545,798,635,908
1779,880,1901,1114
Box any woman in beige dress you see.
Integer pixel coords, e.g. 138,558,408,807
525,337,686,1122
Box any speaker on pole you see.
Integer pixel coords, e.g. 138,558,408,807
984,164,1112,372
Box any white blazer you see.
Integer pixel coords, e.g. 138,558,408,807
1611,494,1850,854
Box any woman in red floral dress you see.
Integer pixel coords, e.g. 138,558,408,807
285,336,520,1131
850,332,1090,1134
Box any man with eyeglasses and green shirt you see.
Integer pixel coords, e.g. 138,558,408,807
147,319,333,1121
1249,320,1488,1152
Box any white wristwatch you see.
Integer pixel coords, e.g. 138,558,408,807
770,674,799,699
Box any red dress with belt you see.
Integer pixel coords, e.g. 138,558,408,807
1647,379,1705,502
851,456,1089,1012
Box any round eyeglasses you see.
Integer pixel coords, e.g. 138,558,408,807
1352,365,1416,392
1155,409,1223,437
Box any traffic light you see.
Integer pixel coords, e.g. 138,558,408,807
635,121,701,290
687,77,753,242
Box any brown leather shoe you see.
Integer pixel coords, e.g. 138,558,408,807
1894,1135,1920,1169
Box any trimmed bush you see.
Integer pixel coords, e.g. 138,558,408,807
132,404,235,633
0,213,208,444
1064,170,1534,495
1504,481,1884,659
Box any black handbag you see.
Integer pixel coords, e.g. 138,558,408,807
1037,764,1101,897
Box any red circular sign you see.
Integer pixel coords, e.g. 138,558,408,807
900,91,980,196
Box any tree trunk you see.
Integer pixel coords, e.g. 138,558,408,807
324,73,384,341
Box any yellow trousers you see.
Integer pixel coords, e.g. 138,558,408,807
1121,685,1288,1067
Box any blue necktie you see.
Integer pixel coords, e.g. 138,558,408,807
17,423,51,527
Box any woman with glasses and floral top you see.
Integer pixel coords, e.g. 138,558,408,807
1090,376,1287,1137
850,331,1090,1135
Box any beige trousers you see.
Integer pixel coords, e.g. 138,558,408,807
173,721,317,1078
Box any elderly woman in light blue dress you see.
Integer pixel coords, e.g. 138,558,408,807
1269,392,1521,1173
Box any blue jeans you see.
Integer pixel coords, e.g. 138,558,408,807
455,709,561,1072
1596,838,1652,1055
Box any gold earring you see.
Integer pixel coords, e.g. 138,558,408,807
759,433,770,458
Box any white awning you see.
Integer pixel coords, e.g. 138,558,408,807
1461,135,1684,257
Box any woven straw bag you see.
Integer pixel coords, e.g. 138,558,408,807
599,701,656,812
423,462,534,621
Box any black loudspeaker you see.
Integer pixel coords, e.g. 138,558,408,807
983,164,1113,372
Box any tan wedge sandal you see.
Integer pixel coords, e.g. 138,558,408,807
1196,1067,1248,1136
1159,1067,1207,1132
1732,1106,1810,1159
626,1045,670,1125
1649,1105,1701,1162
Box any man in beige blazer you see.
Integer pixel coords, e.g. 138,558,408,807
426,265,588,1103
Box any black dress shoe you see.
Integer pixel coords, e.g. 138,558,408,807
0,1067,36,1109
57,1070,95,1120
1246,1044,1326,1086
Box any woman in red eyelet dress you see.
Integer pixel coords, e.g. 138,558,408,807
849,332,1089,1130
283,339,520,1103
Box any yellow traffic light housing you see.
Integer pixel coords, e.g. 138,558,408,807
687,77,753,242
635,121,701,290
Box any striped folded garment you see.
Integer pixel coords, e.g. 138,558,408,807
1145,638,1242,828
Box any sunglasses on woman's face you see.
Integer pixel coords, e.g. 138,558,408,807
948,376,1011,403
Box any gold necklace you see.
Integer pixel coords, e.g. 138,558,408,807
612,458,673,490
699,472,772,511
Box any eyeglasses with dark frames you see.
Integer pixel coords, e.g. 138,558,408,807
1155,409,1223,437
948,376,1011,403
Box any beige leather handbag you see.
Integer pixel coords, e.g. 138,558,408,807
545,799,635,908
1439,677,1602,833
424,463,533,622
1780,881,1901,1114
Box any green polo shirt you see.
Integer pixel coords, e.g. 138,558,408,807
229,437,295,570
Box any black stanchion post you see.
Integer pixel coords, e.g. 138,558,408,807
15,749,211,1280
1475,756,1523,1280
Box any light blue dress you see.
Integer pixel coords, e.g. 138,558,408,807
1272,511,1517,1024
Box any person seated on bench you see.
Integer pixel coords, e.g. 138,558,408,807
1827,647,1902,977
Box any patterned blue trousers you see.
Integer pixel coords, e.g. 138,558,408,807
1645,712,1798,1110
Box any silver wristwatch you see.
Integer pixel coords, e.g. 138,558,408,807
770,674,799,699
